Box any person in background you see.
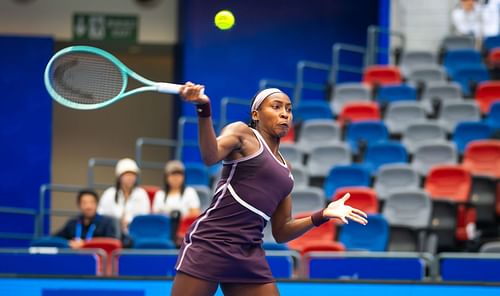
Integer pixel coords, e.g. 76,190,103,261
452,0,499,38
153,160,201,243
54,189,118,249
97,158,150,236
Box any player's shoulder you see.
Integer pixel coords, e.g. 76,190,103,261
222,121,253,135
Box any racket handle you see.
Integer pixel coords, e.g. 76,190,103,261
156,83,205,96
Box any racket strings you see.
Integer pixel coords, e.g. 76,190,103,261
48,52,124,105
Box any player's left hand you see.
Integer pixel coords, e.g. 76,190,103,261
323,193,368,225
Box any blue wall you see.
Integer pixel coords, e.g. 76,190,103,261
180,0,383,120
0,36,53,246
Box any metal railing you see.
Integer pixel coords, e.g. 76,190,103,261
366,25,406,66
87,158,119,190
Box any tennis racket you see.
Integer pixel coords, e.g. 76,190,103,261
44,45,203,110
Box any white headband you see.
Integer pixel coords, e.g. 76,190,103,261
251,88,283,111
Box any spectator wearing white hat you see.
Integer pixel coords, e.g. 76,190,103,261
152,160,201,218
97,158,150,233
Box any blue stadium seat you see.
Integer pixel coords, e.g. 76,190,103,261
338,214,389,251
483,35,500,52
450,64,490,96
443,49,483,77
262,242,289,250
323,165,371,199
453,122,492,154
30,236,70,248
485,101,500,131
346,121,389,154
293,100,334,122
184,162,210,186
376,84,417,105
363,142,408,174
128,215,175,249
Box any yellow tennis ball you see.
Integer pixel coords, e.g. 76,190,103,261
214,10,235,30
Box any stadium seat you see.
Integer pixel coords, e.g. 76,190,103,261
362,65,402,86
421,81,463,113
338,214,389,251
387,227,424,252
291,164,309,189
475,81,500,113
296,119,341,153
332,187,379,214
443,49,483,77
306,142,352,178
487,48,500,68
400,50,436,77
452,121,492,154
406,65,447,86
141,185,160,210
401,122,447,154
191,185,212,212
462,140,500,178
384,101,427,135
330,82,371,115
128,215,175,249
411,141,458,175
323,165,371,199
485,101,500,131
82,238,122,275
470,176,499,234
376,84,417,106
184,162,210,186
293,100,334,122
176,215,197,245
483,35,500,53
300,240,346,255
288,212,340,253
441,35,475,52
363,142,408,174
30,236,70,248
346,121,389,154
281,123,296,143
479,241,500,253
291,187,325,215
437,101,481,133
374,164,420,201
450,64,490,97
383,189,432,229
262,242,290,250
337,102,381,126
279,143,303,167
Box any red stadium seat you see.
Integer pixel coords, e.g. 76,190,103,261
287,212,338,253
82,238,122,275
462,140,500,178
141,185,161,210
363,65,402,87
475,81,500,113
337,102,381,126
281,124,296,143
488,48,500,67
176,215,197,245
332,187,379,214
300,240,345,256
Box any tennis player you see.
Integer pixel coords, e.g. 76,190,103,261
171,82,368,296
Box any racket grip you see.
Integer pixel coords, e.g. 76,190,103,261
156,83,205,96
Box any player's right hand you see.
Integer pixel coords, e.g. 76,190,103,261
180,82,209,104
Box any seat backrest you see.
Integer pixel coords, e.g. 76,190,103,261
402,122,447,153
451,65,490,96
453,121,492,153
401,50,436,75
375,164,420,201
294,101,334,122
421,81,463,102
291,187,325,215
297,119,340,148
483,35,500,52
184,162,210,186
441,35,475,51
376,84,417,105
438,101,481,132
279,143,303,167
323,165,371,198
363,142,408,174
331,82,371,114
141,185,161,210
338,214,389,251
129,215,171,240
479,241,500,253
443,49,482,74
412,142,458,175
191,185,212,212
363,65,402,86
291,165,309,189
306,143,352,177
383,189,432,228
332,187,379,214
385,101,427,134
337,102,381,125
425,165,472,203
82,238,122,255
475,81,500,113
462,140,500,178
300,241,345,255
486,102,500,129
346,121,389,154
407,65,446,84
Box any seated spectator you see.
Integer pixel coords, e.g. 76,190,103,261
97,158,150,236
54,189,118,249
153,160,201,218
452,0,499,38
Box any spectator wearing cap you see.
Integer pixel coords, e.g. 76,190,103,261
54,189,119,249
152,160,201,218
97,158,150,234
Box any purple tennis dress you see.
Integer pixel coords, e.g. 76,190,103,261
175,128,294,283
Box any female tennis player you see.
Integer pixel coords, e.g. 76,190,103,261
171,82,368,296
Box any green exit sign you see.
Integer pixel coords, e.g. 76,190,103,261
73,13,138,43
